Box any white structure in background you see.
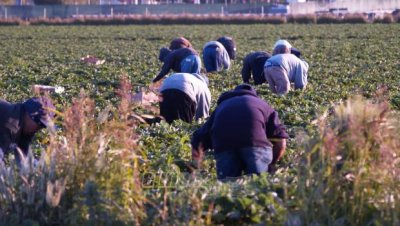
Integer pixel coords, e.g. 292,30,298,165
99,0,158,4
286,0,305,3
99,0,122,4
15,0,34,5
289,0,400,15
285,0,306,13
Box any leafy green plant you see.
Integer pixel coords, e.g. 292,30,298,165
0,24,399,225
142,173,289,225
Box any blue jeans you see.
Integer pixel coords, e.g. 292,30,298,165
214,146,273,180
180,55,201,74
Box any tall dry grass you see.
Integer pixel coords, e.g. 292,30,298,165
293,95,400,225
317,14,342,24
373,14,395,24
0,77,145,225
287,14,317,24
1,76,399,225
342,13,368,23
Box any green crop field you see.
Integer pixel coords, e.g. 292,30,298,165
0,24,399,225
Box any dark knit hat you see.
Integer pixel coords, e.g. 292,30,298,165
23,96,55,128
290,47,302,58
169,37,192,50
217,36,236,60
159,47,172,62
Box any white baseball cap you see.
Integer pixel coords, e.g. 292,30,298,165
274,40,292,49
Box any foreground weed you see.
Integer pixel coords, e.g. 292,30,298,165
293,96,400,226
0,78,145,225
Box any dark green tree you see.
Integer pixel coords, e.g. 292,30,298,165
0,0,16,5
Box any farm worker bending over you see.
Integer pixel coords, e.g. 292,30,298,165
153,47,202,83
191,84,288,180
0,97,55,163
159,73,211,124
264,40,309,95
169,37,192,50
241,51,272,85
202,36,236,73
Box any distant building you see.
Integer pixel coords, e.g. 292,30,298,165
286,0,305,3
289,0,400,15
99,0,158,4
15,0,33,5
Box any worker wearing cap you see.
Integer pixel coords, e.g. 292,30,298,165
264,40,309,95
202,36,236,73
0,97,55,162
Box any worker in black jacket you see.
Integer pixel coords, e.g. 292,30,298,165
0,97,55,162
241,51,272,85
191,84,288,180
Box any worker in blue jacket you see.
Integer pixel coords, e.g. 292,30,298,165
202,36,236,73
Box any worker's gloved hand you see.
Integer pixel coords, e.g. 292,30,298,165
190,159,201,170
268,164,277,174
191,144,204,171
149,81,161,92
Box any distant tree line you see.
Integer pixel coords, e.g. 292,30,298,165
33,0,100,4
0,0,101,5
0,0,15,5
0,0,334,5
